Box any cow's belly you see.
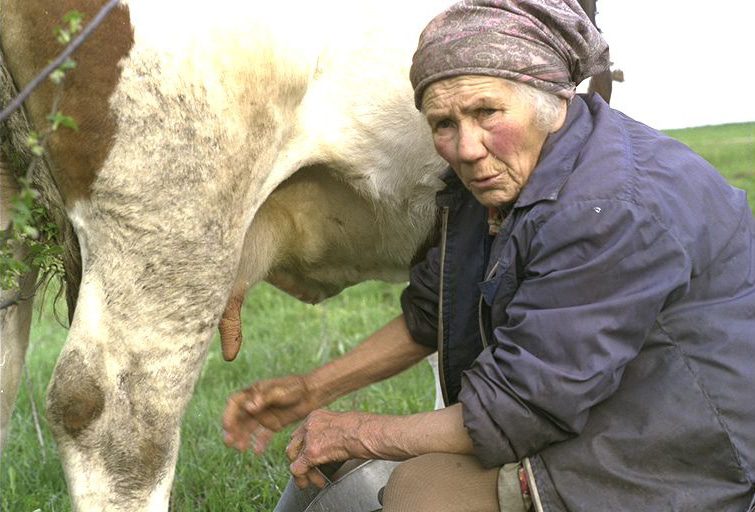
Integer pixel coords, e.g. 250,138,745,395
236,164,440,304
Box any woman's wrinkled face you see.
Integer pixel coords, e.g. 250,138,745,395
423,75,556,208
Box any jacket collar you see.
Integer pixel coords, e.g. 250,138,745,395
513,94,593,209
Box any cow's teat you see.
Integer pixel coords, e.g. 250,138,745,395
219,294,245,361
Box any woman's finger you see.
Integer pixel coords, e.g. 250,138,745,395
293,473,310,489
252,426,275,455
305,468,328,489
286,429,304,462
243,376,306,414
223,393,278,452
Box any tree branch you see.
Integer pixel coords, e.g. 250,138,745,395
0,280,41,310
0,0,122,123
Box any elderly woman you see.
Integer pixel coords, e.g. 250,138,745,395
223,1,755,510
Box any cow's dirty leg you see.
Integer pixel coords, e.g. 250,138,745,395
0,161,39,455
0,268,37,455
45,339,184,511
43,273,217,510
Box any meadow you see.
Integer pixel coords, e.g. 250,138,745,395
1,122,753,511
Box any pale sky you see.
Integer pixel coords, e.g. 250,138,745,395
583,0,755,130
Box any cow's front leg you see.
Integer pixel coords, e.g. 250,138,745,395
44,259,227,511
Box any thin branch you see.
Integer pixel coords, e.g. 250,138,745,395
0,0,122,123
0,277,43,310
0,291,23,310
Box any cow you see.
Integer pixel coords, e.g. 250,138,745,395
1,1,451,509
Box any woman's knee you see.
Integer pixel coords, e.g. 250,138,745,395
383,454,443,512
382,453,499,512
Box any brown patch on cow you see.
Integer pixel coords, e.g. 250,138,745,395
104,355,173,497
46,350,105,438
219,294,244,361
0,0,134,205
101,428,171,499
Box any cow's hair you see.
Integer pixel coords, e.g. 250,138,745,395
0,56,82,321
507,80,566,132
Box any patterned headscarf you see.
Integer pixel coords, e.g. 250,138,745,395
410,0,609,109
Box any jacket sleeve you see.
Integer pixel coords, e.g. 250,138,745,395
400,245,441,350
459,201,690,468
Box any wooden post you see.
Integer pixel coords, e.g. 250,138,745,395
578,0,613,103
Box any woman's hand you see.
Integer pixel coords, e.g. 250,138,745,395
285,405,475,489
285,410,382,489
222,375,322,453
221,315,433,454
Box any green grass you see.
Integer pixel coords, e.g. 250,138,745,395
664,122,755,211
1,122,753,511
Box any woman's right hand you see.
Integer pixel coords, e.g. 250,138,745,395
222,375,321,453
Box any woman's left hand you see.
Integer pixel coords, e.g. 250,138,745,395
285,409,383,489
285,404,475,489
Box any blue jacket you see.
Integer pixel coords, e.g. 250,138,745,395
401,94,755,511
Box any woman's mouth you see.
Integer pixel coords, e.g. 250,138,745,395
470,174,502,190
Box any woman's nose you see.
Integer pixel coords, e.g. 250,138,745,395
457,123,487,162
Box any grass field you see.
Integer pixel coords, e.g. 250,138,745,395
665,122,755,211
1,122,753,511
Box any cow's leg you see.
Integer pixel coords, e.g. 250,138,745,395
37,135,248,510
45,269,221,511
0,160,39,454
0,269,38,454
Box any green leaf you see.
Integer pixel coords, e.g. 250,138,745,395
60,58,77,71
22,225,40,239
50,59,76,85
26,131,40,147
55,27,71,45
63,10,85,34
26,134,45,156
13,203,31,219
49,69,65,85
47,111,79,132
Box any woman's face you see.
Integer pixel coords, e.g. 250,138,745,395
423,75,561,208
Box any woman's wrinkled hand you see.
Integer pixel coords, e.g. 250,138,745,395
222,375,321,453
285,409,381,489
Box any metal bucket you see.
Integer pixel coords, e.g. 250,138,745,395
274,459,400,512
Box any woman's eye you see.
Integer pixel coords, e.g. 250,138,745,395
434,119,454,131
478,108,497,118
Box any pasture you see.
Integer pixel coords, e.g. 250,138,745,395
1,121,753,511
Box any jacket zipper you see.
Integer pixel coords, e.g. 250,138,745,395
437,206,450,407
478,260,499,350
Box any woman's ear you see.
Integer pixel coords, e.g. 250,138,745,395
550,99,569,133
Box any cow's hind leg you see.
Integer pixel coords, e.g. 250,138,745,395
0,158,39,455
